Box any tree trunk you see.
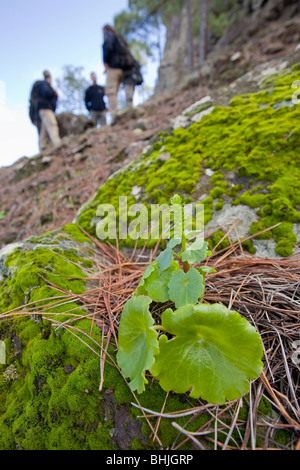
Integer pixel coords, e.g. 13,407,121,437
186,0,194,72
199,0,208,65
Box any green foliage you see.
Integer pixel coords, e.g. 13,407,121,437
151,303,263,404
117,296,159,393
117,195,263,405
114,0,176,62
56,65,89,114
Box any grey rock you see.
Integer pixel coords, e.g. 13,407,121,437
184,96,214,116
205,203,258,240
191,106,215,123
57,112,94,138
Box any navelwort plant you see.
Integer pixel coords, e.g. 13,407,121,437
117,195,264,405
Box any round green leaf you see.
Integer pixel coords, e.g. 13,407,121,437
168,268,205,307
117,296,159,393
197,266,216,275
181,238,210,265
157,247,173,271
168,238,181,249
143,261,178,303
150,303,264,404
134,261,158,296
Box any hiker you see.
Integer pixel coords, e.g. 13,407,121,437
29,80,42,134
102,24,133,121
37,70,61,152
122,59,143,108
84,72,107,128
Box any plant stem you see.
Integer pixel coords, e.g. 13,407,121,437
181,233,190,273
152,325,167,332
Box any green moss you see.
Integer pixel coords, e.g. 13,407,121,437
274,429,291,447
274,239,295,257
241,239,256,254
0,245,87,315
257,395,272,416
207,230,230,251
1,237,206,450
0,238,117,450
61,223,93,245
238,191,268,208
215,199,224,211
210,186,225,199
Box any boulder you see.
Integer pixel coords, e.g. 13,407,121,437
56,112,94,138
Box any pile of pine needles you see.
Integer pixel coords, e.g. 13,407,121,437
1,228,299,450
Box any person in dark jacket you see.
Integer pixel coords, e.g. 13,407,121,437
37,70,61,152
84,72,107,128
102,24,131,120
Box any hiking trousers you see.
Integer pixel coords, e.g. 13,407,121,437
105,67,124,117
90,110,107,128
39,109,61,152
124,84,135,108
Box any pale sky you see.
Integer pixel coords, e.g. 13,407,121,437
0,0,159,167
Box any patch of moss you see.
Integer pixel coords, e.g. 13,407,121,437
274,429,291,447
215,199,224,211
257,395,272,416
238,190,268,208
241,239,256,255
207,230,230,251
61,223,93,245
1,236,205,449
0,240,119,450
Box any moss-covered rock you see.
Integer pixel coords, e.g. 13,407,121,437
76,67,300,257
0,225,212,449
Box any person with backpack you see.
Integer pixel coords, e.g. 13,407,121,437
122,59,143,108
84,72,107,128
102,24,133,121
29,80,42,134
36,70,61,152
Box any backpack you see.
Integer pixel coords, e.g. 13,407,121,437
131,60,143,86
29,80,41,126
114,35,134,71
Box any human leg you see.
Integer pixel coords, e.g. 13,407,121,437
90,111,99,127
105,68,124,117
39,109,61,148
99,110,107,127
124,84,135,108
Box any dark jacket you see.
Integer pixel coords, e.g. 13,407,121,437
102,29,132,70
103,30,119,68
84,84,106,111
37,80,58,112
